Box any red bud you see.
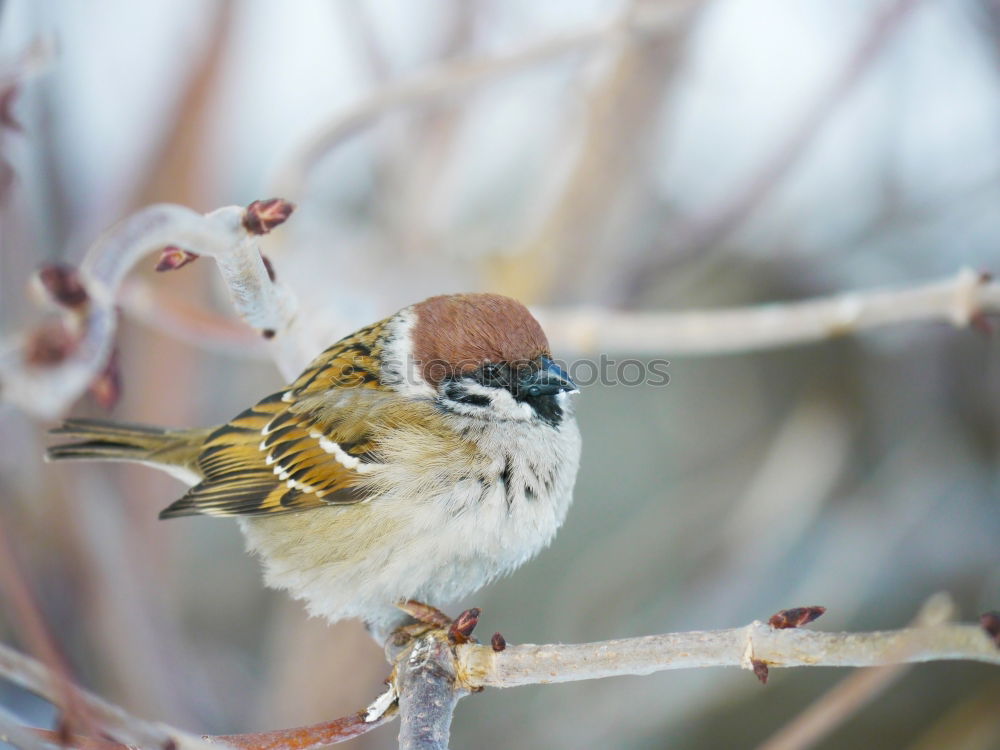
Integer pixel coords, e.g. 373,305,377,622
769,606,826,629
447,607,481,644
243,198,295,235
155,246,199,272
89,348,122,409
38,263,88,308
24,319,78,366
752,659,769,684
980,612,1000,648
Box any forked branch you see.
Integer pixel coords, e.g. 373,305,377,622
0,199,307,419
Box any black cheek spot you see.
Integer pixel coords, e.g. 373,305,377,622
524,395,563,427
459,394,491,408
445,381,490,408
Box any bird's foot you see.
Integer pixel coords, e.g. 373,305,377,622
394,600,482,645
397,600,453,629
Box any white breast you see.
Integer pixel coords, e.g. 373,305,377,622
238,409,581,638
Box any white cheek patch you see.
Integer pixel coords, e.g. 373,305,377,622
489,388,525,418
381,308,436,399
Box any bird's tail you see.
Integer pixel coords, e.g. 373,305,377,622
47,418,207,479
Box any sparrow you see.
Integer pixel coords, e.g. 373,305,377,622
47,293,581,640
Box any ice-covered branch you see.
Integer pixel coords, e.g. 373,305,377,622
386,605,999,749
0,199,308,419
1,607,997,750
458,616,1000,690
536,268,1000,355
110,267,1000,365
393,633,467,750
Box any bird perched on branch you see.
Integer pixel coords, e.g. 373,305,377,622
47,293,581,640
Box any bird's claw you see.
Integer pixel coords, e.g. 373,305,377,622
392,600,482,644
397,599,453,629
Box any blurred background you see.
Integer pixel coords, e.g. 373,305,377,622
1,0,1000,748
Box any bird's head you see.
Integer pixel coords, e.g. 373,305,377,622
384,293,577,426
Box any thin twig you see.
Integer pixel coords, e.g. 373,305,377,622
756,593,957,750
0,705,53,750
1,635,396,750
457,618,1000,689
0,524,104,744
102,267,1000,366
536,268,1000,355
271,5,692,199
210,705,397,749
507,0,703,303
2,608,997,750
0,642,224,750
0,200,305,418
117,279,269,358
625,0,927,296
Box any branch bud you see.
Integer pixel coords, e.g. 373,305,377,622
155,246,199,272
769,606,826,629
89,349,122,409
37,263,89,308
752,659,769,684
980,612,1000,648
24,319,79,366
243,198,295,235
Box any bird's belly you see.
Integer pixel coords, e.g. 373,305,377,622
237,475,572,633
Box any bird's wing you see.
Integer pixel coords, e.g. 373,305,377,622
160,320,393,518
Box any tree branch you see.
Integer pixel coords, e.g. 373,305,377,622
0,642,223,750
457,619,1000,689
271,3,696,198
537,268,1000,355
0,199,307,419
75,265,1000,366
1,606,997,750
393,633,467,750
624,0,928,296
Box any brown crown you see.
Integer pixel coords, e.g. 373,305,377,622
410,294,550,387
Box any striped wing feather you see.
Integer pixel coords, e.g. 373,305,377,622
160,320,391,519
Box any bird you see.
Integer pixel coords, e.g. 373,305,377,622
47,293,582,641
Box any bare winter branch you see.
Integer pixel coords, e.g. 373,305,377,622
0,642,223,750
2,603,997,750
393,633,467,750
0,200,309,419
457,619,999,689
272,3,697,198
626,0,928,294
756,593,958,750
210,705,397,749
537,268,1000,355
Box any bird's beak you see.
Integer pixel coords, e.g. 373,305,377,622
519,356,578,397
